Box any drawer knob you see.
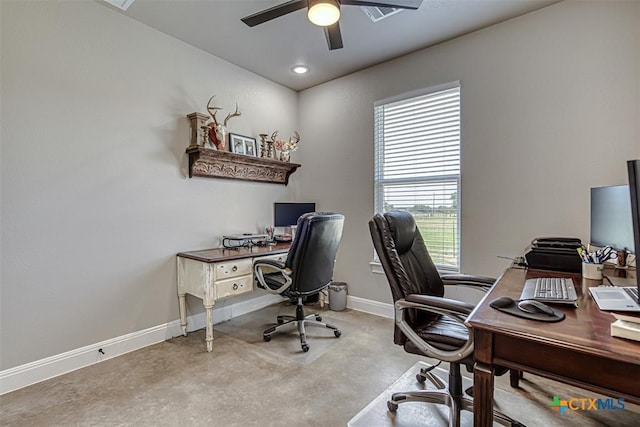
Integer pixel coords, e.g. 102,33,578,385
233,283,239,290
232,266,238,272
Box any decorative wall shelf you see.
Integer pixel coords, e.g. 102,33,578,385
186,147,300,185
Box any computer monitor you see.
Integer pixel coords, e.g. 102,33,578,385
627,159,640,303
590,185,634,252
274,202,316,227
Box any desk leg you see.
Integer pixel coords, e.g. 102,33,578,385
474,362,494,427
205,304,214,352
510,369,522,388
178,293,188,336
473,328,495,427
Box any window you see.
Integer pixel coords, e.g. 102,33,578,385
374,82,461,270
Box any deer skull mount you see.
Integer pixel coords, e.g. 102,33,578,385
206,95,241,150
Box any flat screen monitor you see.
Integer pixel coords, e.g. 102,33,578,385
590,185,634,253
627,159,640,303
274,202,316,227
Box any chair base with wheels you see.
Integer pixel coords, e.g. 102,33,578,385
387,363,525,427
254,212,345,353
262,297,342,352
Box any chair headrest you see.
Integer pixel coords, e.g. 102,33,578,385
384,211,416,254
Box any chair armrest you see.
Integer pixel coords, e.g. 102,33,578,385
254,259,287,270
441,274,496,292
394,295,474,362
405,294,475,315
253,260,292,295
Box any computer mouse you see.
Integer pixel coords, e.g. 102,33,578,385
517,299,555,316
489,296,516,309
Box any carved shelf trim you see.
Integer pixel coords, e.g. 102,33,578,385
186,147,300,185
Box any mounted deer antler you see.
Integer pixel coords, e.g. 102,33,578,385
204,95,241,150
206,95,222,126
223,104,241,126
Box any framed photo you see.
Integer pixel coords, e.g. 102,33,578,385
229,133,257,157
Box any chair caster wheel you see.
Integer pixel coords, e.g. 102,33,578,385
387,401,398,412
302,344,310,352
334,330,341,338
416,373,426,384
263,335,271,342
316,315,322,321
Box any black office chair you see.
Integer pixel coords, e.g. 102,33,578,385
254,212,345,352
369,211,523,427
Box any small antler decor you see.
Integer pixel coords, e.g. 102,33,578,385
260,131,301,161
273,131,300,152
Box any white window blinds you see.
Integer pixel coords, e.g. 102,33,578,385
374,83,461,270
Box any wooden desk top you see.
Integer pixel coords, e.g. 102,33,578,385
467,267,640,366
177,243,291,263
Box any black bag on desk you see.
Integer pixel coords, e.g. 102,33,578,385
524,237,582,273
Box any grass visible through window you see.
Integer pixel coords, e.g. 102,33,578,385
413,214,458,268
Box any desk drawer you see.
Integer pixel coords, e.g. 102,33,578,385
214,258,253,280
216,274,253,299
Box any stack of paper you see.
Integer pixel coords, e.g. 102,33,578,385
611,313,640,342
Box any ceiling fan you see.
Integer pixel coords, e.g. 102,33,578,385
241,0,424,51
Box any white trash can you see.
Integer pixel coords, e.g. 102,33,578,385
329,282,347,311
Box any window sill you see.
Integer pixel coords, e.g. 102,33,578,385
370,261,385,275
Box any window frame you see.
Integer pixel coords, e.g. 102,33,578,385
373,81,462,273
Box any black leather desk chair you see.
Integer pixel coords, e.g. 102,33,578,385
254,212,344,352
369,211,522,427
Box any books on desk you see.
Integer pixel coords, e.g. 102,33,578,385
611,313,640,342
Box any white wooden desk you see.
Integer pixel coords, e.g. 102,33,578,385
177,243,290,351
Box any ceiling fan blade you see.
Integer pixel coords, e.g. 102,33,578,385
340,0,423,10
324,22,344,50
241,0,308,27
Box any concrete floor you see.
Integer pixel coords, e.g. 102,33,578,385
1,303,638,426
1,305,425,426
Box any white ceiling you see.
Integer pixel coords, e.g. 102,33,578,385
102,0,560,91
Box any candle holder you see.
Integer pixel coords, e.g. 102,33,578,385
259,134,268,157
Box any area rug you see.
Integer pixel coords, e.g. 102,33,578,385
214,301,350,364
348,361,640,427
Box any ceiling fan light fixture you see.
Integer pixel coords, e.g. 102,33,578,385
307,0,340,27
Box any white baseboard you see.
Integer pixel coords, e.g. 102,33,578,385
0,293,283,395
0,293,384,395
347,295,393,319
0,323,170,396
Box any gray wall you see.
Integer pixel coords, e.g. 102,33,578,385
298,0,640,304
2,0,639,371
0,1,298,370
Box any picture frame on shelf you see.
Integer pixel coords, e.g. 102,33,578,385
229,133,257,157
244,139,257,157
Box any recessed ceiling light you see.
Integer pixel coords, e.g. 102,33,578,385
292,65,310,75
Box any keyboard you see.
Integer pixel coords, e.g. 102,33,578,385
625,287,639,301
520,277,578,304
